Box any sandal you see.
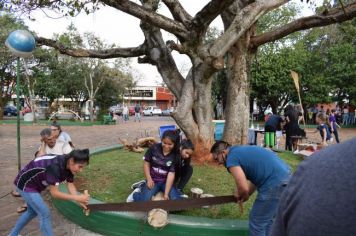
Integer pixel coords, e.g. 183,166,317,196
11,190,21,198
16,205,27,213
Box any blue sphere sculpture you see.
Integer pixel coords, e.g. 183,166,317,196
5,30,36,58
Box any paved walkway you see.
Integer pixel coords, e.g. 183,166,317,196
0,118,354,235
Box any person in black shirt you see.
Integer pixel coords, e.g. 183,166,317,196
174,139,195,194
284,105,305,151
264,113,284,148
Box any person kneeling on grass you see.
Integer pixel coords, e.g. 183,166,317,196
210,141,291,236
131,130,182,201
174,139,195,195
9,149,90,236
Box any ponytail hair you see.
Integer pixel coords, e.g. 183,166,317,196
181,139,194,151
66,149,90,164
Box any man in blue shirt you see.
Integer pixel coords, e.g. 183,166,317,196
210,141,291,236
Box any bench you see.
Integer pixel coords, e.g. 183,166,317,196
103,115,116,125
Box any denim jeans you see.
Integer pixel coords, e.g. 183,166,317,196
133,182,182,201
343,113,349,125
249,181,289,236
9,188,52,236
134,112,141,122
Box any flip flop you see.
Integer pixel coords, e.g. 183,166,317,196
11,191,21,197
16,205,27,213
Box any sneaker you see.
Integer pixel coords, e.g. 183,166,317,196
131,180,146,190
126,187,141,202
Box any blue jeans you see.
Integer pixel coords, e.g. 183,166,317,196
134,112,141,122
343,113,349,125
9,188,52,236
133,182,182,201
249,181,289,236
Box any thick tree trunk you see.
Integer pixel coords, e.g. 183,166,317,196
139,0,215,162
223,32,252,145
173,67,215,162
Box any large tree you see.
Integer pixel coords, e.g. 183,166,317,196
4,0,356,159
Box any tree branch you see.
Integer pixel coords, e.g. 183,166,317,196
166,40,187,54
209,1,263,57
162,0,192,27
190,0,235,32
251,2,356,48
36,36,147,58
209,0,288,58
101,0,189,39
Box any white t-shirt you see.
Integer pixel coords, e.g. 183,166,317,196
44,140,72,155
123,106,128,115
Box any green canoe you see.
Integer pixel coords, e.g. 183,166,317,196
52,145,249,236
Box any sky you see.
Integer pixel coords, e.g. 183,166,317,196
22,0,318,86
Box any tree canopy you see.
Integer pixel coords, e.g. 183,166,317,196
2,0,355,156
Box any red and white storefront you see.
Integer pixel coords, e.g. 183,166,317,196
123,86,176,110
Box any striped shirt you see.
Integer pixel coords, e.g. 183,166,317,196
14,155,73,192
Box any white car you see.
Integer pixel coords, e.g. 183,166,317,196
143,106,162,116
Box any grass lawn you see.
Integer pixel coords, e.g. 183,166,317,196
76,148,302,220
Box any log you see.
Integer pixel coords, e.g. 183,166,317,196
137,137,158,147
119,138,145,153
148,192,168,228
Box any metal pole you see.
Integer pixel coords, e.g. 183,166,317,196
16,57,21,172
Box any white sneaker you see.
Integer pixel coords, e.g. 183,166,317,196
126,188,141,202
131,180,146,190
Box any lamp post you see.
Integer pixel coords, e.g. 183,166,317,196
5,30,36,171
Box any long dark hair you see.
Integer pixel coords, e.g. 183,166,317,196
161,129,181,155
181,139,194,151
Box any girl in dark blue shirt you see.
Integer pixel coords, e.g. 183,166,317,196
133,130,182,201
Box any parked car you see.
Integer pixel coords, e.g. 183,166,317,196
3,105,17,116
129,106,135,116
161,107,174,116
109,105,122,116
143,106,162,116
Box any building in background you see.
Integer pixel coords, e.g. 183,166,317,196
123,86,176,110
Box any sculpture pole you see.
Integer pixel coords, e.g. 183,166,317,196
16,57,21,171
5,30,36,171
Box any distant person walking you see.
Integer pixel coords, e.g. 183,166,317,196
342,105,349,126
134,104,141,122
329,109,340,143
122,104,129,122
